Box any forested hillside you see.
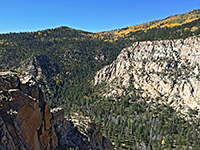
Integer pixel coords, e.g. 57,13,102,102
0,9,200,149
100,9,200,41
93,36,200,149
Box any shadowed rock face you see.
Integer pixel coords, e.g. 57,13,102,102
0,72,114,150
0,72,57,150
15,54,60,101
94,36,200,116
88,122,114,150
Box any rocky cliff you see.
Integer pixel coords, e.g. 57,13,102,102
94,36,200,116
0,72,113,150
15,54,60,100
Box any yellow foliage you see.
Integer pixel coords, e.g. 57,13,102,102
72,37,79,40
83,95,88,99
97,10,200,41
4,42,9,45
191,26,198,32
184,27,190,31
160,23,181,28
55,73,63,83
161,139,165,145
93,34,98,38
183,18,198,24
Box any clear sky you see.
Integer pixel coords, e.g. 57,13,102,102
0,0,199,33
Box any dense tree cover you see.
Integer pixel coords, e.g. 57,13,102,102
0,27,127,70
86,93,200,149
100,9,200,42
127,18,200,42
0,15,200,149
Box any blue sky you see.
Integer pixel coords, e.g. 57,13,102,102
0,0,199,33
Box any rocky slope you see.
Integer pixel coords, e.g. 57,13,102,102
0,72,113,150
94,36,200,116
15,54,60,100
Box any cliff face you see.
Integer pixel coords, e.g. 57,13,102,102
0,72,113,150
15,54,60,100
0,71,56,150
94,36,200,116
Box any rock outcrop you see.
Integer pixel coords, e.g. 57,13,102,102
88,122,114,150
15,54,60,101
94,36,200,116
51,108,89,149
0,71,113,150
0,71,57,150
